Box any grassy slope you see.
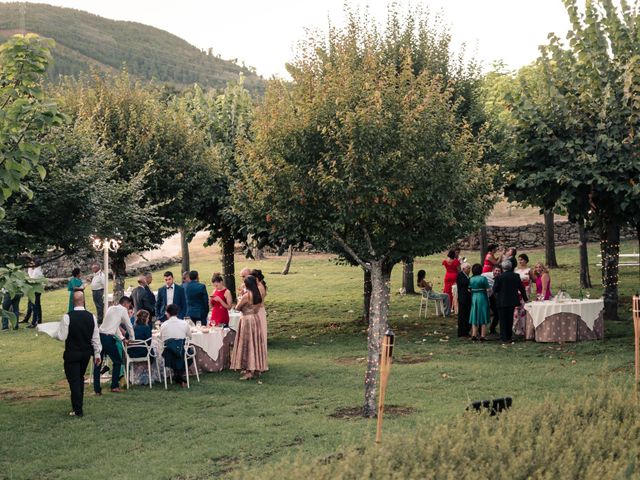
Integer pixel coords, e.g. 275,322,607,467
0,241,638,479
0,2,265,93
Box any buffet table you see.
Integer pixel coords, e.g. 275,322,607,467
523,299,604,342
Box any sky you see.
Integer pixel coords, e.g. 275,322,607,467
5,0,574,78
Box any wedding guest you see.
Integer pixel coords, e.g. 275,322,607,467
251,269,268,342
90,263,106,324
469,263,491,341
533,262,553,300
482,244,502,273
131,274,155,318
456,263,472,337
56,291,101,417
231,276,268,380
514,254,533,296
24,260,45,328
129,310,153,359
505,247,518,271
156,271,186,321
442,249,461,304
417,269,451,316
493,260,528,344
482,265,502,335
185,270,209,325
67,268,85,313
160,304,192,387
182,271,190,286
2,291,22,330
210,273,232,327
93,296,135,395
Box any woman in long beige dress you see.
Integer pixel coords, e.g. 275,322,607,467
230,276,268,380
251,269,268,344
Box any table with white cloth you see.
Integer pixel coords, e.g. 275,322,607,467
129,326,236,385
523,299,604,342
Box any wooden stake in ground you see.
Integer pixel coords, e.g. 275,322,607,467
375,328,394,443
633,296,640,393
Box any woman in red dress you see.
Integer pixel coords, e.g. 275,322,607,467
442,249,461,304
482,244,502,273
209,273,233,326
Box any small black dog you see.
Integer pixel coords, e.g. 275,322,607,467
467,397,512,416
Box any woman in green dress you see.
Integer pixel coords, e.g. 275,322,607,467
66,267,85,312
469,263,490,341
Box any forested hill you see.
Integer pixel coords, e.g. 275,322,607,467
0,2,266,93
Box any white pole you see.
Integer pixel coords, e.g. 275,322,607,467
103,245,109,321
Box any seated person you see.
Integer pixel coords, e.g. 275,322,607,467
417,269,451,316
160,304,192,387
129,310,153,359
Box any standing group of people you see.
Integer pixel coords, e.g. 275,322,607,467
57,265,269,417
417,247,554,345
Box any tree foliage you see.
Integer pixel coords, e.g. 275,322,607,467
0,34,65,219
236,7,495,416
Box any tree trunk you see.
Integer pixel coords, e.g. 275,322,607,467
179,227,190,274
578,220,592,289
110,254,127,303
637,223,640,287
221,234,237,303
402,257,416,294
600,222,620,321
281,245,294,275
362,260,393,418
362,269,372,325
544,209,558,268
479,225,488,265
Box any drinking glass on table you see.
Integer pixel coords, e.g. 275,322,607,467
195,321,201,329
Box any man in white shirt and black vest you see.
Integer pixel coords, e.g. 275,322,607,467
90,263,106,324
56,291,102,417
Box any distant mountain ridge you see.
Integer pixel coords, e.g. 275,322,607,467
0,2,265,93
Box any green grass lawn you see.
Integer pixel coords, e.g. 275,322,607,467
0,241,638,479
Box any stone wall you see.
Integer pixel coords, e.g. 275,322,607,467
457,221,635,251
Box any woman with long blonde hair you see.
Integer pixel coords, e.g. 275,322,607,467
533,262,552,301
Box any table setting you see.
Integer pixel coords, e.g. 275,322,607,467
523,297,604,342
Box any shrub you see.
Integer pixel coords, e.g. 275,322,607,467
236,382,639,479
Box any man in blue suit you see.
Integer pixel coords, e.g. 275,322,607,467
155,271,186,321
185,270,209,325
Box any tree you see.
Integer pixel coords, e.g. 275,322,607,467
505,0,640,319
0,34,65,219
179,81,254,301
54,73,204,297
236,7,495,417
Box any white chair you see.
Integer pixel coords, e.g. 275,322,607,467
162,338,200,389
124,338,160,389
419,288,445,318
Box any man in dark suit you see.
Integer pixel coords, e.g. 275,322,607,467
155,271,186,321
56,291,101,417
493,260,528,344
456,263,472,337
184,270,209,325
131,273,155,318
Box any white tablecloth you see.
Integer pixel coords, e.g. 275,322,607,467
524,299,604,330
36,321,61,338
153,327,229,362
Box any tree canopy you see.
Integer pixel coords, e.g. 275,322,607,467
236,7,495,416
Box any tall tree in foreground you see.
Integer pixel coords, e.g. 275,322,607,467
236,8,495,416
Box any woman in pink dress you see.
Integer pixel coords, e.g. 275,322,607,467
250,269,268,342
442,249,461,304
482,244,502,273
533,262,553,300
209,273,232,326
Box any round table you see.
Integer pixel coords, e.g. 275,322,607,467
522,299,604,342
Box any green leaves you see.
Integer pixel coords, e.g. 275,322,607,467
0,34,65,220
